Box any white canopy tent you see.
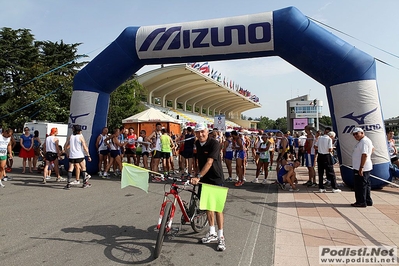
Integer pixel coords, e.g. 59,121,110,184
122,107,178,123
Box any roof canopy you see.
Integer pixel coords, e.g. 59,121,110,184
137,64,261,116
122,107,178,123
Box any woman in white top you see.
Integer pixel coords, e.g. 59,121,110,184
0,129,13,188
64,125,91,189
43,128,65,183
135,130,150,169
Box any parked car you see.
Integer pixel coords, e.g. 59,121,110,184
12,133,22,155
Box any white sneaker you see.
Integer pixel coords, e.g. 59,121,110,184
332,189,341,193
217,236,226,251
46,176,52,180
251,178,259,183
262,179,268,185
289,188,299,192
69,180,80,185
0,181,4,188
201,232,218,243
319,189,326,193
243,177,247,182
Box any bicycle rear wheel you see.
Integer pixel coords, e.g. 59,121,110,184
154,201,172,259
190,195,208,233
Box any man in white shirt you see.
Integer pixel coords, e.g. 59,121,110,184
314,131,340,193
351,127,374,207
298,131,307,166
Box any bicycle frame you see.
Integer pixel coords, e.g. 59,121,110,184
154,179,208,259
156,183,195,232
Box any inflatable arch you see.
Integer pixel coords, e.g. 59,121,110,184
71,6,390,188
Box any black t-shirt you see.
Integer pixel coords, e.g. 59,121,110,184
196,137,224,185
184,133,195,152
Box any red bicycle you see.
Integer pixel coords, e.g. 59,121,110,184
154,177,208,259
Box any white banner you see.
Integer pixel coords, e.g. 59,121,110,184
68,91,99,145
330,80,389,166
136,12,274,59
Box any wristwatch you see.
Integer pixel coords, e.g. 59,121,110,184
197,173,202,179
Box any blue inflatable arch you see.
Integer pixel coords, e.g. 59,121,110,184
71,6,390,188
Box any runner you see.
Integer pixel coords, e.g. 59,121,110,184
95,127,109,176
102,128,127,179
125,127,137,164
222,132,234,181
42,128,66,183
252,134,270,184
231,130,245,186
147,122,163,181
0,129,13,187
63,124,92,189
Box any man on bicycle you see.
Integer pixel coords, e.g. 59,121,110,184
190,122,226,251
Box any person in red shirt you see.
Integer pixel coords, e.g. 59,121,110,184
125,127,137,164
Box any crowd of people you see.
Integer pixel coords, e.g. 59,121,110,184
90,123,341,193
1,121,398,252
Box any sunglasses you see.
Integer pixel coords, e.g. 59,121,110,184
24,129,30,131
353,132,360,136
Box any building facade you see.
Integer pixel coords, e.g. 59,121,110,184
286,94,323,132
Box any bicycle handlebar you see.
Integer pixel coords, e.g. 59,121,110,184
167,176,195,190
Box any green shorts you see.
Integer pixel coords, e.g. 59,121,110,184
259,158,269,163
0,155,7,161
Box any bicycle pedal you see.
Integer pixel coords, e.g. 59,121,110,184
169,227,180,239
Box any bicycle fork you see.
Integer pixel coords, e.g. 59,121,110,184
156,198,177,231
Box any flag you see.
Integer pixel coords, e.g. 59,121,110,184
199,183,228,212
211,70,218,79
121,163,149,193
200,62,210,74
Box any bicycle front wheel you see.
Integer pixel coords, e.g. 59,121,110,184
154,201,172,259
190,195,208,233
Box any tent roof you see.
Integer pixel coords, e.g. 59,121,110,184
122,107,178,123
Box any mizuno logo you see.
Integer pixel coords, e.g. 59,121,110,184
69,113,90,123
138,22,271,52
341,107,377,124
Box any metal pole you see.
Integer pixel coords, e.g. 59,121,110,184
315,99,319,131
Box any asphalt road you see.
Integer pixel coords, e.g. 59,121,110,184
0,158,277,266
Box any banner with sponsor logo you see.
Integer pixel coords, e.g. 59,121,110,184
136,12,274,59
69,91,99,146
330,80,389,167
293,118,308,130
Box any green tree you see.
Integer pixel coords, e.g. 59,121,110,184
319,115,332,126
256,116,275,130
0,28,87,129
107,78,146,130
274,117,288,132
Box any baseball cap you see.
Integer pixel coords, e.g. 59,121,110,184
194,122,207,132
352,127,364,133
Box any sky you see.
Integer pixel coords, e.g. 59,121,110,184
1,0,399,120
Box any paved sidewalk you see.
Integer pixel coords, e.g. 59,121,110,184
274,166,399,266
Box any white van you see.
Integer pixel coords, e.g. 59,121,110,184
24,121,69,148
